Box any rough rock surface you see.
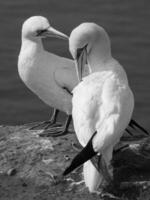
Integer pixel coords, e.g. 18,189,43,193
0,124,150,200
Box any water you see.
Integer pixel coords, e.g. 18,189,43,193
0,0,150,128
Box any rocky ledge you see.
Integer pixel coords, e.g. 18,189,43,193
0,124,150,200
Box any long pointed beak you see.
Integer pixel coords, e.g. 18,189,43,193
42,26,68,40
63,132,97,176
75,47,87,82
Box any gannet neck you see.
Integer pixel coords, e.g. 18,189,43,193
87,42,128,84
87,29,112,73
21,36,44,53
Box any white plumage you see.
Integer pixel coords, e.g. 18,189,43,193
69,23,134,192
18,16,75,115
18,16,89,133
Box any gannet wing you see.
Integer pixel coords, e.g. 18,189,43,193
54,66,77,93
63,131,97,176
63,75,133,175
52,68,75,114
91,74,134,152
125,119,149,138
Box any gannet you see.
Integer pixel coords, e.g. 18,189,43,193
63,23,135,193
18,16,77,135
18,16,148,138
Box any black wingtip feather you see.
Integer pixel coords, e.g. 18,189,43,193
130,119,149,135
125,128,134,136
63,131,97,176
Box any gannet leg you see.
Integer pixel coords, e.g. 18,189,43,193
29,109,61,130
39,115,72,137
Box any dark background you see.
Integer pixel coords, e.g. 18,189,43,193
0,0,150,130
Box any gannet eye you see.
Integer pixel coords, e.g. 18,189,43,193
36,29,47,36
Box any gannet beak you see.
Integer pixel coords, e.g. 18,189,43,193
63,132,97,176
40,26,68,40
75,46,87,82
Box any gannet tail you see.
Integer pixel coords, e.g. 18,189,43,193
129,119,149,135
83,160,102,192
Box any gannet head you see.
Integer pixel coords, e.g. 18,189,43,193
69,23,111,82
22,16,68,41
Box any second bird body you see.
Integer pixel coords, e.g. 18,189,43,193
18,16,77,115
18,16,90,135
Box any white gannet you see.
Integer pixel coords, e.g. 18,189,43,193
18,16,148,138
18,16,78,136
63,23,134,193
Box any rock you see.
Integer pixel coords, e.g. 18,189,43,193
0,124,150,200
7,168,17,176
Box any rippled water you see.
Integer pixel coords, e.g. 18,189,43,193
0,0,150,128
